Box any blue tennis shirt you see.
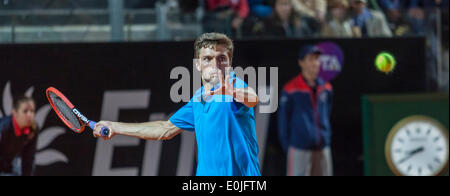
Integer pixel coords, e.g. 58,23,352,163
169,72,261,176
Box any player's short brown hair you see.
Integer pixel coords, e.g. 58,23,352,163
194,32,234,59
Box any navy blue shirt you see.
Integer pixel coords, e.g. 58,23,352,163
278,74,333,151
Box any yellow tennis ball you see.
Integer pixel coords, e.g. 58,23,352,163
375,52,396,73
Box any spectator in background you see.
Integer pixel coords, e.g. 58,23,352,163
412,0,449,9
377,0,448,36
349,0,392,37
278,45,334,176
179,0,200,23
366,0,383,10
292,0,327,22
0,96,38,176
292,0,328,36
378,0,407,22
256,0,313,38
407,0,449,35
409,0,449,90
377,0,417,36
241,0,273,38
322,0,354,37
406,4,424,36
203,0,250,38
248,0,273,19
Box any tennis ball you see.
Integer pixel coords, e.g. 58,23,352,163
375,52,396,73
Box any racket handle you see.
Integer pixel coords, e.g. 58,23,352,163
88,121,110,137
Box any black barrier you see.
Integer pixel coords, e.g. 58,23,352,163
0,38,427,176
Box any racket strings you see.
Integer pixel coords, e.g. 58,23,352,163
49,92,82,130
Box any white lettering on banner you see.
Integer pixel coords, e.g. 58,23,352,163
176,131,196,176
320,55,341,72
91,89,269,176
142,112,196,176
141,113,164,176
92,90,151,176
255,100,270,170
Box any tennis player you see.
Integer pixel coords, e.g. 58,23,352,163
93,33,261,176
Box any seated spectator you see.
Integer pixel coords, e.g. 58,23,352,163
349,0,392,37
248,0,273,19
322,0,354,37
241,0,273,38
378,0,407,20
255,0,313,38
202,0,250,38
407,0,449,35
179,0,200,23
366,0,383,10
292,0,327,35
377,0,416,36
292,0,327,22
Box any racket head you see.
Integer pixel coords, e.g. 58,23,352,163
46,87,85,133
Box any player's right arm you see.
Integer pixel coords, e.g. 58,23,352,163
93,120,183,141
95,93,195,141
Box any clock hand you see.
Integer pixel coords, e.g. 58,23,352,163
398,146,425,165
409,146,424,155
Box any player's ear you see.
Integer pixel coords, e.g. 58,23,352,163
194,58,201,72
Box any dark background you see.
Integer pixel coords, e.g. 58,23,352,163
0,37,428,175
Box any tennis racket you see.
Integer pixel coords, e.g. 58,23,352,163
46,87,109,137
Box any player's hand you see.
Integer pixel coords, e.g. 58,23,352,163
205,69,236,98
93,121,115,140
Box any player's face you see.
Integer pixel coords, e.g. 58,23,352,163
13,100,35,128
198,44,232,84
299,53,321,79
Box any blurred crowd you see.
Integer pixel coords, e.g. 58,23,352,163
177,0,449,39
1,0,448,40
178,0,448,91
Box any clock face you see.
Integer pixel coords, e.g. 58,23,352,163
386,116,449,176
